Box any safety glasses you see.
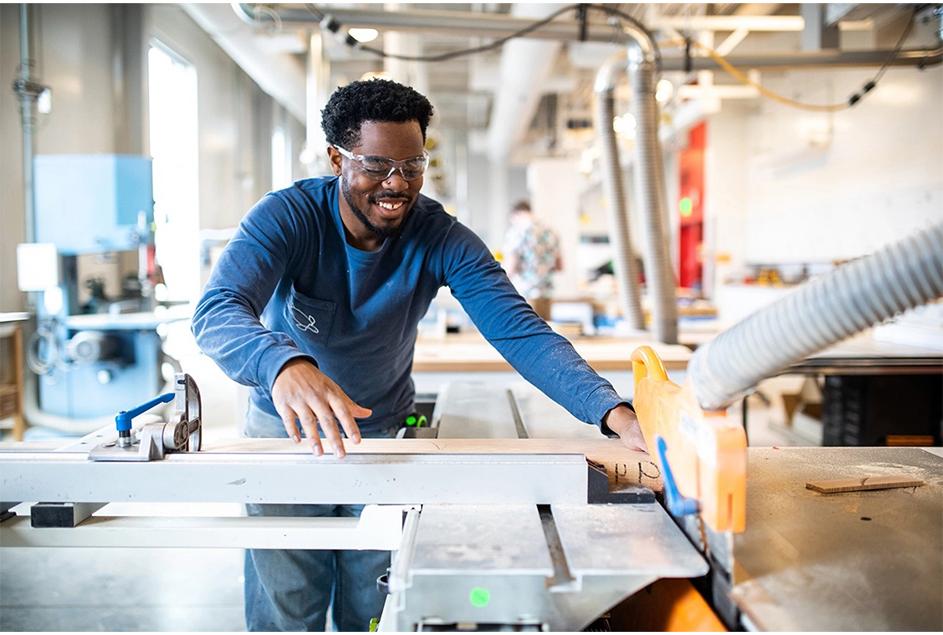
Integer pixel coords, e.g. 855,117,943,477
334,145,429,181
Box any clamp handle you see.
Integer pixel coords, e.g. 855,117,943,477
115,392,174,433
656,436,700,518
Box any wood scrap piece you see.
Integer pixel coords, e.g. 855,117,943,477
805,475,925,494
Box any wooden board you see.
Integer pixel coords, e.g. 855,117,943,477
412,334,692,372
805,475,925,494
204,437,664,491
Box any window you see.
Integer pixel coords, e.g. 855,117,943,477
271,106,293,190
148,41,200,302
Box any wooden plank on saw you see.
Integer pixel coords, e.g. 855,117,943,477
204,437,664,491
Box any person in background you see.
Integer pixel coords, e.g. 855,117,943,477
502,200,563,320
192,79,645,632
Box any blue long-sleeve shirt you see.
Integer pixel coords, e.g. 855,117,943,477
192,176,627,432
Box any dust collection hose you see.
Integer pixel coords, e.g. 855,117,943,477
688,221,943,411
594,59,645,330
628,41,679,344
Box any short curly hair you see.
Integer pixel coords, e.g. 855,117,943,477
321,79,434,149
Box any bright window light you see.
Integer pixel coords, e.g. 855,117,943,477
272,126,292,190
148,42,201,303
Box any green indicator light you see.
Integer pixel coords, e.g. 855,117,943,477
406,415,417,426
679,197,693,217
469,586,490,608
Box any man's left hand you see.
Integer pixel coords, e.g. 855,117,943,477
604,405,648,453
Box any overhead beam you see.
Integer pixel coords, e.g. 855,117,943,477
801,4,840,51
247,6,876,39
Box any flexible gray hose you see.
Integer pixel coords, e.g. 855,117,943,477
688,222,943,410
628,46,679,344
594,63,644,330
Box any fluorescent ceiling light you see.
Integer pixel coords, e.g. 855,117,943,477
348,28,379,43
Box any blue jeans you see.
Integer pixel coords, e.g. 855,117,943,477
243,404,400,631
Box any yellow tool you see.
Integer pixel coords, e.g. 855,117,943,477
631,346,746,533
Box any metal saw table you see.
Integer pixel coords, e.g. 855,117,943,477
2,382,941,631
0,381,704,632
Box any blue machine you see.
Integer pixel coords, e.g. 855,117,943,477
31,154,165,419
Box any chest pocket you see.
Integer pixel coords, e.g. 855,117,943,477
285,287,337,346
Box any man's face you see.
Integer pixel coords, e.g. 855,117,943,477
330,120,425,241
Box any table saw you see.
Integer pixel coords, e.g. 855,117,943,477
1,377,940,631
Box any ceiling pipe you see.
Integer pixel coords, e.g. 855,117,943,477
13,3,42,244
486,4,563,161
238,4,942,69
623,24,678,344
185,3,306,121
594,54,645,331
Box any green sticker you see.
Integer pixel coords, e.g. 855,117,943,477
469,586,490,608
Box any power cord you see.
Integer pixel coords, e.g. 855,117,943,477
307,3,661,66
676,6,920,112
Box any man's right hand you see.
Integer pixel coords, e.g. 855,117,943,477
271,358,372,458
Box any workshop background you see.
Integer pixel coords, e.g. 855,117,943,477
0,2,941,632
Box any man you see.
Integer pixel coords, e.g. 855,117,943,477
502,199,563,320
192,79,646,632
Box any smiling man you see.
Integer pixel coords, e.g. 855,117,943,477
192,79,645,632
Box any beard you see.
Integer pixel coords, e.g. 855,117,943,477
341,177,407,241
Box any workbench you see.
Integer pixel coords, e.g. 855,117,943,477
412,332,692,395
753,331,943,444
0,313,29,441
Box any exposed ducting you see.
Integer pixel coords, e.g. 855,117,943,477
13,3,41,244
626,31,678,344
183,3,306,122
594,55,645,331
591,28,678,343
485,4,563,161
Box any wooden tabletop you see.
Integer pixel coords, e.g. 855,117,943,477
412,332,692,372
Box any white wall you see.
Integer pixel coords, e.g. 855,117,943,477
464,151,528,248
0,4,305,312
706,65,943,271
1,4,117,311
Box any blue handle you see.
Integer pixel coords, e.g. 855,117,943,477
656,436,700,518
115,392,174,433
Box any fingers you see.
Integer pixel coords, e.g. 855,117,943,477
312,402,346,458
296,408,324,457
329,396,363,444
277,406,301,443
350,403,373,419
622,425,649,453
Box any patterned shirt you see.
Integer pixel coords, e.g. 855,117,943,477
503,217,561,299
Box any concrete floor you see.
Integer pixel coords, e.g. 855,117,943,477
0,547,244,631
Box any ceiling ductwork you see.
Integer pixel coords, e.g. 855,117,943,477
484,4,563,161
182,3,306,121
